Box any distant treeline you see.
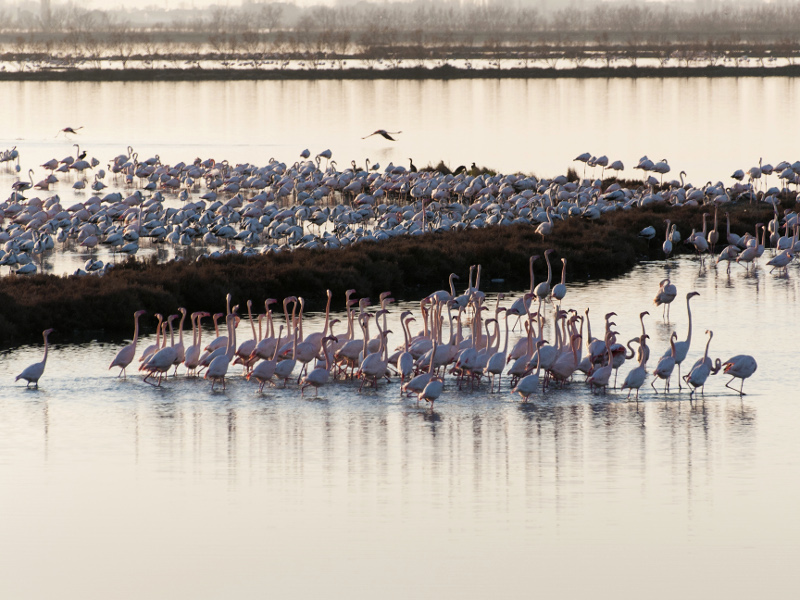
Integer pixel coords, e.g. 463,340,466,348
2,2,800,69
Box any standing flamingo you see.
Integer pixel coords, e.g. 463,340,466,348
661,291,700,388
300,335,337,397
535,249,554,301
621,334,649,401
653,278,677,319
551,257,567,304
684,330,720,399
206,313,236,391
652,332,678,393
662,219,673,258
109,310,146,378
248,325,285,392
15,328,55,388
721,354,757,396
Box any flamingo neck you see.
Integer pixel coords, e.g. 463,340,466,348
42,333,50,365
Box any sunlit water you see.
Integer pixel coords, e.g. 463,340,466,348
1,256,797,599
1,77,798,187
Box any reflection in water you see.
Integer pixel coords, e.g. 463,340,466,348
54,393,756,509
0,256,793,598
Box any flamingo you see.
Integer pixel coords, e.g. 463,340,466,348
534,248,554,301
662,219,673,258
300,335,337,397
726,213,742,247
621,334,649,401
766,249,793,275
206,314,236,391
721,355,757,396
109,310,146,378
512,340,546,402
396,312,415,384
551,257,567,304
184,312,210,376
273,319,299,388
735,223,763,271
234,300,259,369
248,325,285,392
684,330,720,399
536,207,554,239
170,307,187,375
661,291,700,388
652,332,678,393
15,328,55,388
587,332,614,394
707,205,719,253
362,129,401,141
653,278,677,319
424,273,459,305
142,314,178,386
403,340,437,398
357,312,391,391
418,376,444,409
484,308,509,392
139,313,163,365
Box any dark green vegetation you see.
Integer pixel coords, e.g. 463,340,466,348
0,200,784,345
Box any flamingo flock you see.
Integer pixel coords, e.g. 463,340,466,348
1,144,800,278
6,145,782,399
14,257,758,403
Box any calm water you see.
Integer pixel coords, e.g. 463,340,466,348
1,256,798,599
0,77,798,185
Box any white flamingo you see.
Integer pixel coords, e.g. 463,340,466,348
109,310,146,378
16,328,55,388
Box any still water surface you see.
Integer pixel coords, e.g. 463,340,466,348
1,76,798,184
1,257,797,599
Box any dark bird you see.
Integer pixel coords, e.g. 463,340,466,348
409,158,417,173
56,126,83,137
363,129,401,141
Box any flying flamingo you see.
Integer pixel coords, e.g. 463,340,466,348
362,130,402,141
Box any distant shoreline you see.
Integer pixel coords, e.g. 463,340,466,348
2,64,800,82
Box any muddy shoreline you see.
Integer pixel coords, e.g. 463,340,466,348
2,64,800,82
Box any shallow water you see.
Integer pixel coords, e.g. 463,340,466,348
1,256,797,599
1,76,797,186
